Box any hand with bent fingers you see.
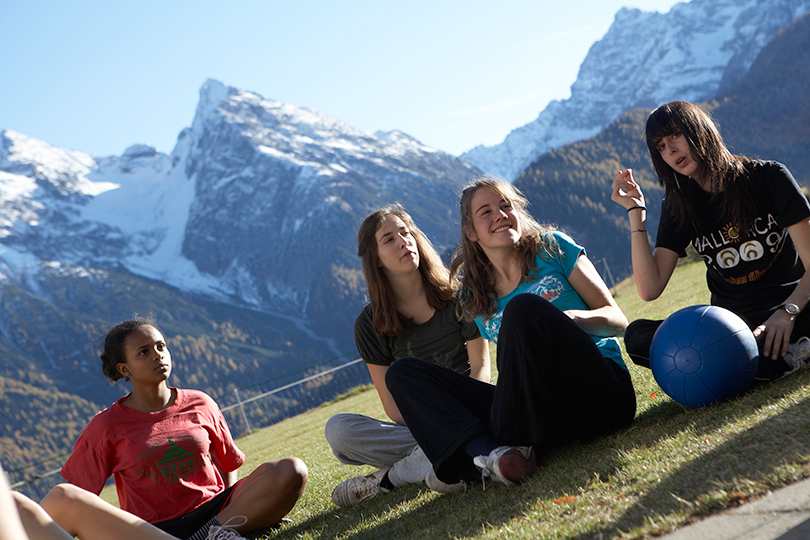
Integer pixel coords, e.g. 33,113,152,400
611,169,646,211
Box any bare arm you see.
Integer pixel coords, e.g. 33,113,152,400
466,336,491,383
754,218,810,358
564,254,628,337
611,169,679,300
367,363,404,425
220,467,238,489
0,465,32,540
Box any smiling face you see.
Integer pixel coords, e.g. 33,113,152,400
375,215,420,277
466,187,522,252
656,130,701,179
117,325,172,385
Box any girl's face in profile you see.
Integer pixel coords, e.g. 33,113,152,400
466,188,522,251
657,131,700,179
375,215,419,276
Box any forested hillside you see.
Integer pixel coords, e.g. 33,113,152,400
708,12,810,184
515,12,809,282
515,109,661,282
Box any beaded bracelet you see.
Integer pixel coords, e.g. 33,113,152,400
631,229,647,233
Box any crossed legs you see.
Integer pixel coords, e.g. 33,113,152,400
16,484,175,540
216,457,308,533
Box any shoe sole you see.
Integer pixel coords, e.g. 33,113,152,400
495,448,537,484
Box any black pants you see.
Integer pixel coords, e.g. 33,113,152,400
624,306,810,381
386,294,636,484
153,480,241,539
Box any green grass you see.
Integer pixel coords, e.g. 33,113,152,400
101,261,810,539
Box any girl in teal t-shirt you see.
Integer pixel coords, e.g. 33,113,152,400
386,178,636,489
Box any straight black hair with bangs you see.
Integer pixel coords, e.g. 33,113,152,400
645,101,757,236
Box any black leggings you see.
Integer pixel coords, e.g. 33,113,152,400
386,294,636,484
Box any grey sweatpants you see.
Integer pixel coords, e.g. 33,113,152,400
324,413,432,487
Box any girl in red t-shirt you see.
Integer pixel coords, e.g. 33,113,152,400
61,318,308,540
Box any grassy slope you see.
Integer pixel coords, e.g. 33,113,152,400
101,261,810,539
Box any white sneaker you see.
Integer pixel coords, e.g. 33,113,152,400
424,469,466,494
331,468,391,507
782,336,810,376
473,446,536,489
206,515,248,540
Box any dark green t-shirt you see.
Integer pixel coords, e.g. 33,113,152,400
354,301,480,375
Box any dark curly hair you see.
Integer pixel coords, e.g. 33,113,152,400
100,316,162,383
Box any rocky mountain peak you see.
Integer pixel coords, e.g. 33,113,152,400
462,0,810,181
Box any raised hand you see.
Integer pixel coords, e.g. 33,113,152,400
611,169,646,210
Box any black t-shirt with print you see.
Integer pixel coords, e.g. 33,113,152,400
655,161,810,327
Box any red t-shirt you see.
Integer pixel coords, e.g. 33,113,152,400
61,388,245,523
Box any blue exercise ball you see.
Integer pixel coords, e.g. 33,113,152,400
650,305,759,408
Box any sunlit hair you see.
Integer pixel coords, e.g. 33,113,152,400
646,101,756,235
357,204,454,337
450,176,560,322
100,316,162,383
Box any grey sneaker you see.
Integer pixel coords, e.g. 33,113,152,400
206,515,248,540
473,446,536,489
424,469,466,494
331,468,391,507
782,336,810,376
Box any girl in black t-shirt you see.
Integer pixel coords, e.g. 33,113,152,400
611,100,810,380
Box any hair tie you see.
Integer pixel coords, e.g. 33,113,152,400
626,206,646,213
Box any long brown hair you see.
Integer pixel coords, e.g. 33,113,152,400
450,177,560,322
357,204,455,337
646,101,757,235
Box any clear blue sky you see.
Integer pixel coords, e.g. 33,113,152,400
1,0,682,158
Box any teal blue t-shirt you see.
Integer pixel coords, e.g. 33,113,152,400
473,232,627,371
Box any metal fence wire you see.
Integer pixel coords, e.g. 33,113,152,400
6,357,371,500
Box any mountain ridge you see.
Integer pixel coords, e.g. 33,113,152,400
462,0,810,181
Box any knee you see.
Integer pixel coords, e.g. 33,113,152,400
40,483,85,521
324,414,351,450
624,319,659,362
281,457,308,495
385,357,421,395
261,457,308,495
325,414,373,462
42,483,80,505
502,294,554,324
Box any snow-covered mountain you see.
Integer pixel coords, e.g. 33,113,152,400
462,0,810,181
0,80,479,337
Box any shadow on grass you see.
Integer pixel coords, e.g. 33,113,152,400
272,479,563,539
270,371,810,539
567,370,810,539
